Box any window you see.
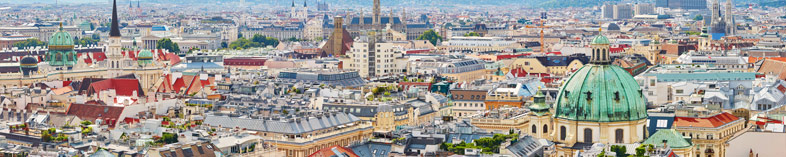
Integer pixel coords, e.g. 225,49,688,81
543,124,548,133
676,89,684,94
584,128,593,143
560,126,566,140
656,120,668,127
532,125,537,133
615,129,624,143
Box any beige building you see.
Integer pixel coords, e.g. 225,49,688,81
673,112,746,157
346,33,405,78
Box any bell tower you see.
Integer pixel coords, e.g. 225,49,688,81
107,0,124,77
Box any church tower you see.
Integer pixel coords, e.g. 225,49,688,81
373,0,381,28
107,0,124,77
302,0,308,19
290,0,297,18
725,0,735,35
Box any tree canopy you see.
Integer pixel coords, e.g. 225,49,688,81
156,38,181,53
417,29,442,46
464,32,481,37
228,34,280,50
694,15,704,21
75,34,101,47
13,38,46,49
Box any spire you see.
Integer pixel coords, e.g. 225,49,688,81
59,22,63,31
373,0,380,27
129,1,132,8
137,1,140,8
110,0,121,37
292,0,295,7
304,0,307,7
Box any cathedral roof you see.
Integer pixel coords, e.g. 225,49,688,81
350,17,402,25
553,64,648,122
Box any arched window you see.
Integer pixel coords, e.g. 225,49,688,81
583,128,593,143
532,125,537,134
615,129,624,143
560,126,566,141
543,124,548,133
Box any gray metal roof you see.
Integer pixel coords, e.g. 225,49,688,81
203,112,361,134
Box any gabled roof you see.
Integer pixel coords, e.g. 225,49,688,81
674,112,740,128
642,129,692,148
87,79,144,97
66,101,124,127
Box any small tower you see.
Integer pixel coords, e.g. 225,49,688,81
107,0,124,77
301,0,308,19
373,0,381,28
590,26,611,65
290,0,297,18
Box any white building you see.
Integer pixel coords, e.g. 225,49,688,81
347,35,405,78
442,37,518,52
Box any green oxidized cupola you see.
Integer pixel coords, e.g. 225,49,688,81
137,50,153,66
529,88,550,116
47,23,78,67
552,29,647,122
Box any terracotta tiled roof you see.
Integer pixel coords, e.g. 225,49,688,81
87,79,144,97
674,112,740,128
92,52,107,61
66,101,124,127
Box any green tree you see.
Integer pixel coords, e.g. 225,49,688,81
41,130,52,142
81,127,92,135
187,47,200,54
80,120,92,126
158,132,179,144
610,145,628,157
694,14,704,21
13,38,46,49
314,37,323,41
464,32,481,37
417,29,442,46
221,41,228,48
156,38,180,53
684,31,701,35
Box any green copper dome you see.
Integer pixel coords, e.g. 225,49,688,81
48,28,74,47
137,50,153,66
553,64,647,122
47,24,77,67
590,35,610,45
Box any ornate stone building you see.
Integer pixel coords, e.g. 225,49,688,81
0,0,165,95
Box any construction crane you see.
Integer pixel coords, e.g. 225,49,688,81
525,12,555,54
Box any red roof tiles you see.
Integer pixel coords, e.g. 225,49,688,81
674,112,740,128
87,79,143,97
66,101,125,128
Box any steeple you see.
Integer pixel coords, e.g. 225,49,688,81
292,0,295,7
373,0,381,27
110,0,121,37
304,0,307,7
359,8,364,25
